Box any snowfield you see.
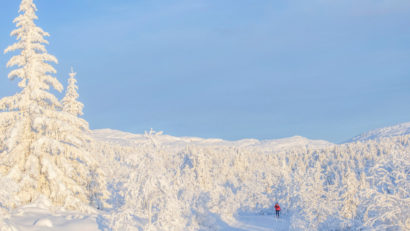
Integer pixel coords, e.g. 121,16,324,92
2,208,288,231
8,209,99,231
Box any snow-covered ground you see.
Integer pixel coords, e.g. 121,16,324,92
226,215,290,231
346,122,410,143
3,209,289,231
6,209,99,231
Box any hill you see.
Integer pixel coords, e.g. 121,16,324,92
347,122,410,143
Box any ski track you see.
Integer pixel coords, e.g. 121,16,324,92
225,215,289,231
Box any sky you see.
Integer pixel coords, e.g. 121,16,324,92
0,0,409,143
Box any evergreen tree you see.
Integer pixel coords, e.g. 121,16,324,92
62,68,84,116
0,0,106,210
61,68,110,209
341,169,359,220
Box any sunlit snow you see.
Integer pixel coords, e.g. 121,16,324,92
0,0,409,230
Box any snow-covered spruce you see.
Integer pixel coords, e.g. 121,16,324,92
62,68,84,117
61,69,110,210
0,0,107,211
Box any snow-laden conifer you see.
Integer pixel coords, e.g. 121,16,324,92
1,0,62,111
61,68,110,209
0,0,107,211
62,68,84,116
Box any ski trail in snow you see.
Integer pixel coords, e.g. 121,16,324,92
225,215,289,231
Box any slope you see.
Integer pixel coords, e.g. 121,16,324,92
347,122,410,143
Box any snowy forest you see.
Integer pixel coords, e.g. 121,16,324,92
0,0,409,230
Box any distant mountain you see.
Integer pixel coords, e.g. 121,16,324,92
90,129,333,151
92,122,410,148
346,122,410,143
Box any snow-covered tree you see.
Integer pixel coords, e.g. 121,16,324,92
61,68,110,209
0,0,62,112
62,68,84,116
340,169,359,220
0,0,106,211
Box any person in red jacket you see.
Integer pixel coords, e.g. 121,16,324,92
274,203,281,218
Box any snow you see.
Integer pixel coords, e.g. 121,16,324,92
91,129,333,151
33,219,53,227
0,1,409,230
7,208,99,231
347,122,410,143
3,203,293,231
226,215,290,231
1,126,409,230
3,208,290,231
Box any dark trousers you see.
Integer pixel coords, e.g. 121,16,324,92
275,210,280,217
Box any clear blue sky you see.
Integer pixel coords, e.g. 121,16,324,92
1,0,409,142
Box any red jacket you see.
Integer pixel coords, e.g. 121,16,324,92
275,204,281,211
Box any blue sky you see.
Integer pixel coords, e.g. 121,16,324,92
0,0,409,142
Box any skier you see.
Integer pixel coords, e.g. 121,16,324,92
274,203,281,218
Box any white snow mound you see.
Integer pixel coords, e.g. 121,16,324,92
33,218,53,227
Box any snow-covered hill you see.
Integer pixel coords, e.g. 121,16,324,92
347,122,410,143
91,129,333,151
